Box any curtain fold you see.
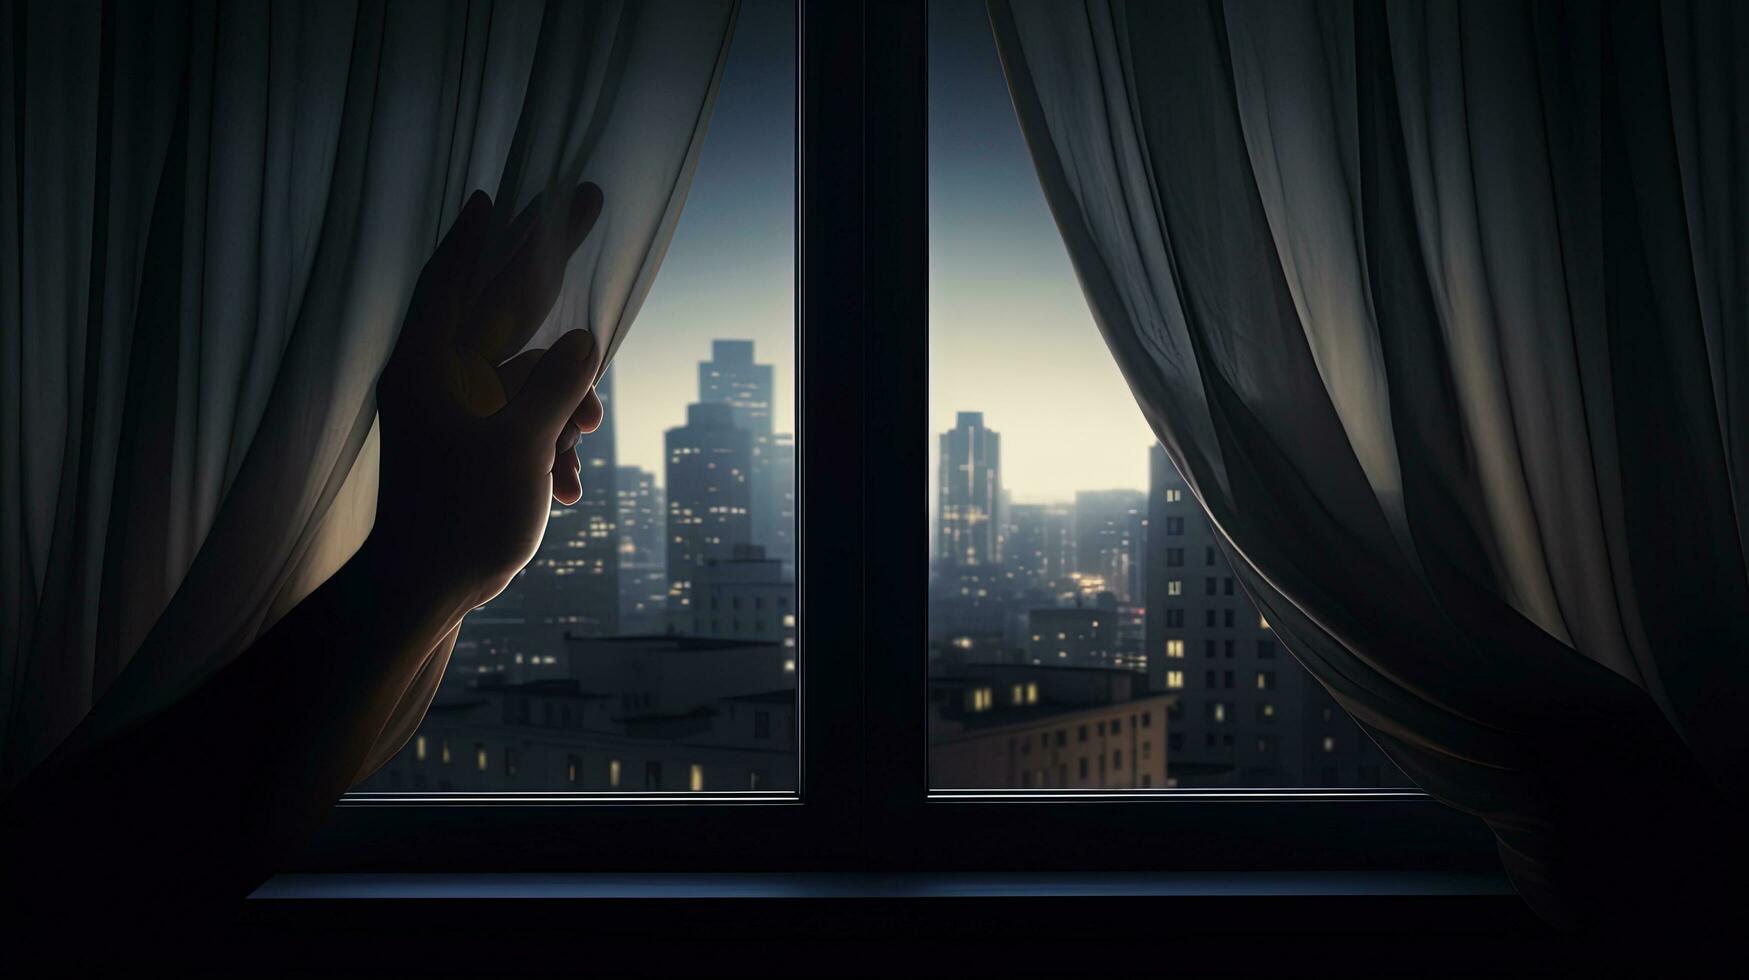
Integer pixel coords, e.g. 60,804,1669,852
991,0,1747,926
0,0,737,789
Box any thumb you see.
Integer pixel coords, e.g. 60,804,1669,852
498,330,601,447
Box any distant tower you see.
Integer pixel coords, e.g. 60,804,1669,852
937,412,1001,568
615,464,667,634
1006,502,1076,592
769,433,796,576
523,371,619,637
1073,489,1145,604
665,402,753,613
699,340,780,561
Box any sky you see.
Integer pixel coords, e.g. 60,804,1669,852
928,0,1154,503
613,0,1154,500
610,0,796,477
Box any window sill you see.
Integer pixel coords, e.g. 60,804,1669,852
251,869,1512,901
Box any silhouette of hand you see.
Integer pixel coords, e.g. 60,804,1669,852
374,185,607,611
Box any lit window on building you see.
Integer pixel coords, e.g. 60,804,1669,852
1025,682,1039,705
1166,670,1185,689
475,744,488,773
690,764,705,792
1213,703,1227,723
1166,489,1183,502
609,758,622,788
1259,614,1270,629
1168,579,1182,596
414,735,427,763
783,658,796,672
783,613,797,627
440,739,452,765
1323,736,1336,753
1011,684,1026,706
1166,639,1185,659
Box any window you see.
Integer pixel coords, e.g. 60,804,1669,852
690,764,705,792
350,0,799,797
1256,671,1275,691
308,2,1458,884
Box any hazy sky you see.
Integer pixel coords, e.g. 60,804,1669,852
928,0,1154,502
612,0,1153,500
610,0,796,478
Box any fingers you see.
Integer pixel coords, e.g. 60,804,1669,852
393,191,493,361
498,329,602,449
494,348,545,400
552,446,582,505
467,182,604,360
575,388,604,434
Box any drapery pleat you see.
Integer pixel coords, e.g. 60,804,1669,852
991,0,1746,926
0,0,737,789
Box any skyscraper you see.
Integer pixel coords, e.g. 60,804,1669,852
1143,445,1408,788
937,411,1001,568
616,465,667,635
1005,502,1076,593
665,401,753,613
698,340,780,561
769,432,796,576
1074,489,1145,604
522,371,620,639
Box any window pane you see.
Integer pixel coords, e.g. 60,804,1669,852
926,0,1405,791
355,1,797,795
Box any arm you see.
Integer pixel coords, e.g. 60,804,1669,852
1,185,606,920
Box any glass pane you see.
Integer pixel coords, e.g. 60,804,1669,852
356,1,796,796
926,0,1405,790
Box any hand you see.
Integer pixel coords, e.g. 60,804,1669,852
373,184,607,612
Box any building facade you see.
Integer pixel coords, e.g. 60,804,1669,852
1143,445,1410,788
929,664,1170,790
664,402,753,612
615,464,667,635
937,411,1002,568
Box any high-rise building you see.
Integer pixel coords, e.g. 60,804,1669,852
698,339,774,438
1143,445,1408,788
1073,489,1145,604
615,465,667,635
665,401,753,612
1005,503,1076,593
769,433,796,576
937,411,1001,568
522,371,619,640
699,340,781,561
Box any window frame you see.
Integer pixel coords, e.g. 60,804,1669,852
291,0,1498,878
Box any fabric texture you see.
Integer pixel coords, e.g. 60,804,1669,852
0,0,736,789
990,0,1746,926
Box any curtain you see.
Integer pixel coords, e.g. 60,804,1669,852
0,0,737,790
990,0,1746,927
